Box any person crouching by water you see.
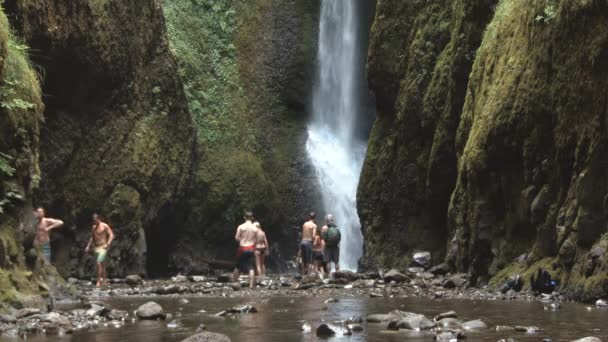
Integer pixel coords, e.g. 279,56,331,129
312,229,325,279
254,222,269,277
301,212,317,275
233,211,257,288
33,206,64,265
322,214,341,275
85,213,114,287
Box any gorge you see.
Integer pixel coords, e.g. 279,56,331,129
0,0,607,327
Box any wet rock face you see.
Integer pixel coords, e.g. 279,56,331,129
4,0,195,278
360,0,608,299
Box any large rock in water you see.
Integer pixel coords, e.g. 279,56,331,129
316,323,352,337
384,269,408,283
136,302,166,320
570,338,602,342
180,332,231,342
387,313,435,331
462,319,488,331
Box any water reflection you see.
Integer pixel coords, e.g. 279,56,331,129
7,296,608,342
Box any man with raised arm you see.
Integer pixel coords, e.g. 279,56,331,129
233,211,257,288
85,213,114,287
33,207,64,264
300,212,317,275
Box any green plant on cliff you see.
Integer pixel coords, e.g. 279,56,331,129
163,0,256,149
535,3,557,24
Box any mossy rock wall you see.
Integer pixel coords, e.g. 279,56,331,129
160,0,320,274
4,0,196,277
358,0,496,269
361,0,608,299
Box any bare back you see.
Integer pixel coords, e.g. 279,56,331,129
302,220,317,241
236,221,257,247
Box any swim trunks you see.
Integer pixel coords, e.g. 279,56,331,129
95,246,108,263
40,243,51,263
236,245,256,273
324,246,339,264
300,240,313,264
313,250,324,262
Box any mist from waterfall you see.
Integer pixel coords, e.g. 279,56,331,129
306,0,367,270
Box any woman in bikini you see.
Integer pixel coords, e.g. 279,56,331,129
254,222,269,277
312,229,325,279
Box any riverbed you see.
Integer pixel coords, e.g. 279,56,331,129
9,294,607,342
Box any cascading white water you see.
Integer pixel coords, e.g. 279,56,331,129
306,0,366,270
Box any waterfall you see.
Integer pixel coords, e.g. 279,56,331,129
306,0,367,270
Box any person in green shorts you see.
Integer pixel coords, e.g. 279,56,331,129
85,213,114,287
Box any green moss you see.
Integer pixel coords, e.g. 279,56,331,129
489,257,558,289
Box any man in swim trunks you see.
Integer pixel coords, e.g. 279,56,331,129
33,207,64,264
300,212,317,275
85,213,114,287
233,211,257,288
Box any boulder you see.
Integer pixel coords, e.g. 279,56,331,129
301,274,319,285
85,303,109,317
316,323,352,337
437,317,462,328
429,263,450,276
217,274,233,283
180,332,232,342
333,270,359,281
434,311,458,321
106,309,129,321
172,275,188,283
125,274,143,286
387,313,435,331
136,302,166,320
215,305,257,317
15,308,41,319
367,314,396,323
384,269,408,283
462,319,488,330
190,276,207,282
435,329,466,341
412,251,432,269
0,314,17,323
570,338,602,342
442,274,468,288
595,299,607,307
408,267,426,274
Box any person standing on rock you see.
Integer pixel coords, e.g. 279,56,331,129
254,221,269,277
85,213,114,287
312,228,325,278
233,211,257,288
300,212,317,275
322,214,341,275
33,207,64,264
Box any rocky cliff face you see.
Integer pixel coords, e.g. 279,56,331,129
4,0,196,277
360,0,608,299
1,0,319,279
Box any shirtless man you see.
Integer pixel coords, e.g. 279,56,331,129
233,211,258,288
33,207,64,264
300,212,317,275
85,213,114,287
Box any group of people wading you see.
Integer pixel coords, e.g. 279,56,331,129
232,210,342,287
33,207,341,289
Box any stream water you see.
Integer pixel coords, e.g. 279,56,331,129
12,295,608,342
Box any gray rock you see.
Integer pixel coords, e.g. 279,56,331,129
0,314,16,323
443,274,467,288
301,274,319,285
369,292,383,298
570,338,602,342
384,269,408,283
437,317,462,328
596,299,607,307
125,274,143,286
136,302,166,320
178,298,190,304
387,313,435,331
434,311,458,321
496,325,515,331
316,323,352,337
190,276,207,283
412,251,432,269
435,329,465,341
408,267,426,274
429,263,450,275
333,270,359,281
462,319,488,330
196,323,207,332
15,308,41,319
106,309,129,321
497,339,518,342
86,303,108,317
324,298,339,304
180,332,232,342
348,323,364,332
217,274,233,283
172,275,188,283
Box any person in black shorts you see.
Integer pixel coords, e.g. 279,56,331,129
233,212,258,288
322,214,341,275
300,212,317,274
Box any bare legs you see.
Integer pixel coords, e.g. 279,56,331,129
95,262,107,287
255,251,266,277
